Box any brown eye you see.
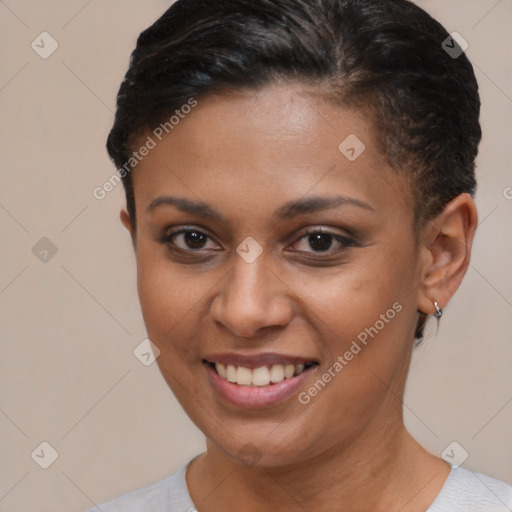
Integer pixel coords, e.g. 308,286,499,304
307,233,334,252
291,229,355,255
159,228,220,252
182,230,208,249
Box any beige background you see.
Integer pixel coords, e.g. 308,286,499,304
0,1,511,510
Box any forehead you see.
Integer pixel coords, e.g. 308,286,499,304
132,83,413,226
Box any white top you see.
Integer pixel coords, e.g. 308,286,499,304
88,459,512,511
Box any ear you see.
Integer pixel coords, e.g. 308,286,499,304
417,193,478,316
120,209,136,251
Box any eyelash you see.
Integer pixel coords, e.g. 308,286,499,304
157,226,356,258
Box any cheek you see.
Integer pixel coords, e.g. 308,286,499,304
291,250,412,336
135,251,210,405
287,244,417,389
288,270,413,440
135,246,204,356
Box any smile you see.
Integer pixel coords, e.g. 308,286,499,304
203,355,319,409
209,361,317,387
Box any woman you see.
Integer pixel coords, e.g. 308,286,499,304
90,0,512,510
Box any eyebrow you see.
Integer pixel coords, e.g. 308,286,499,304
276,195,375,219
147,194,375,221
147,196,225,221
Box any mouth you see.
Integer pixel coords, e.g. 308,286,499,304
204,360,318,387
202,354,319,409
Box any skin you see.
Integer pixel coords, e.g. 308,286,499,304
121,83,478,512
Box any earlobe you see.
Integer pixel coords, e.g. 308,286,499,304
417,193,478,316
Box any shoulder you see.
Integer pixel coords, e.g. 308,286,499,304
428,466,512,512
85,464,196,512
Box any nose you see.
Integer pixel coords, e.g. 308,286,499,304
210,254,293,338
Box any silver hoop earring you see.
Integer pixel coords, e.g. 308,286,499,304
433,301,443,319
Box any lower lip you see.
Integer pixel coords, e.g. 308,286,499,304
204,363,317,409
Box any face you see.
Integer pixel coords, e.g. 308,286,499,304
126,83,425,468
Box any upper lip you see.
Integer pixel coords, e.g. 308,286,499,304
203,352,318,369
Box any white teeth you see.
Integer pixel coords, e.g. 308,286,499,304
269,364,285,383
214,362,312,387
226,364,237,383
236,366,252,386
284,364,295,379
252,366,271,386
216,362,227,378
